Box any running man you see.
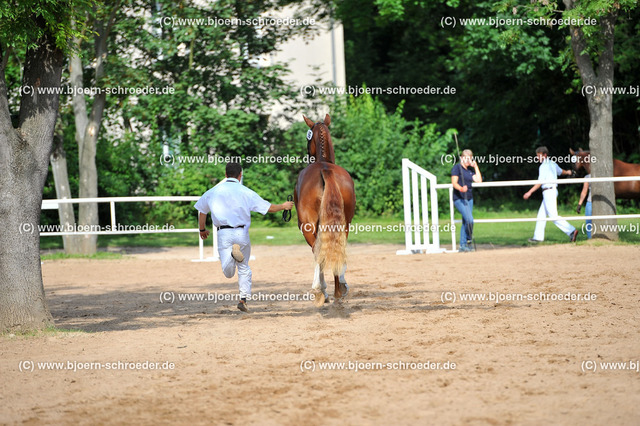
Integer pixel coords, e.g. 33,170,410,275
195,162,293,312
523,146,578,243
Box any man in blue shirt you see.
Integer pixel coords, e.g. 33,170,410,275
523,146,578,243
451,149,483,252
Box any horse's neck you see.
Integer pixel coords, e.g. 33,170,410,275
314,141,335,163
324,148,335,163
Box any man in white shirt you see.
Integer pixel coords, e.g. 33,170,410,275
195,162,293,312
523,146,578,243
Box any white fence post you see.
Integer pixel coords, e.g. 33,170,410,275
448,186,456,251
402,159,412,251
110,201,116,231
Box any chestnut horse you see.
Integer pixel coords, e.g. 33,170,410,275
295,114,356,306
570,148,640,199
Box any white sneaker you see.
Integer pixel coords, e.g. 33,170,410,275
231,244,244,262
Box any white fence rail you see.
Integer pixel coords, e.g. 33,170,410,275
399,158,640,254
40,196,219,262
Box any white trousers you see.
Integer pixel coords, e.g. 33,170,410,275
217,228,252,299
533,188,575,241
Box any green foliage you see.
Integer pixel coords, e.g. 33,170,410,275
330,92,453,214
97,0,309,225
495,0,638,72
0,0,94,52
375,0,406,21
612,7,640,161
338,0,640,200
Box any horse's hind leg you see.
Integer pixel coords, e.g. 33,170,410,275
334,268,349,300
312,264,329,307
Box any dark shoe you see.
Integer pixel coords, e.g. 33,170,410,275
528,238,542,243
570,229,579,242
237,300,249,312
231,244,244,262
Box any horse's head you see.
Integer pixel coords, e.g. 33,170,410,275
570,148,591,174
303,114,335,163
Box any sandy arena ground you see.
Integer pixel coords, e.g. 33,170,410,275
1,243,640,425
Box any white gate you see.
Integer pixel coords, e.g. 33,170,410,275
396,159,446,254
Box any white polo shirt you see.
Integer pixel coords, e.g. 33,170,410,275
194,178,271,229
538,158,563,190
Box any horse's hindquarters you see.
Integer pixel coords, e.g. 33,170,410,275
295,164,325,248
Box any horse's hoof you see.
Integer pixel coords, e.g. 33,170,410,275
338,282,349,298
312,290,326,307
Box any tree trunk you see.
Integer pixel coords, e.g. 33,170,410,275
69,40,99,254
587,91,618,240
0,24,64,331
77,111,100,254
50,126,82,253
69,7,118,254
564,1,618,240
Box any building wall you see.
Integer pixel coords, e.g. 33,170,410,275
261,7,346,125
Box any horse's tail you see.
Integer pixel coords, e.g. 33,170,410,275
314,168,347,276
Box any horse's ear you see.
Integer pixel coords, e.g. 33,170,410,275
578,147,584,152
324,114,331,127
303,115,315,129
569,148,575,155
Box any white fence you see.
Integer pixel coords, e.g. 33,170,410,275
40,196,220,262
398,158,640,254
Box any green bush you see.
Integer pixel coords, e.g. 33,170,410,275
330,91,454,215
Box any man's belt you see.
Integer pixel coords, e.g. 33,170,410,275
216,225,245,231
